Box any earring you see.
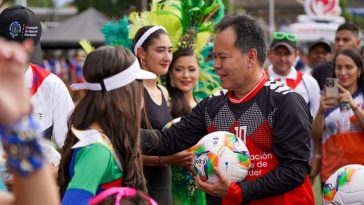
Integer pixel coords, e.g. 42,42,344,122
140,59,146,69
170,78,175,87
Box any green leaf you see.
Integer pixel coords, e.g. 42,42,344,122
189,7,201,12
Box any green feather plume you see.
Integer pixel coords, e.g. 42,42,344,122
101,0,224,98
102,16,132,49
154,0,224,98
194,43,221,100
128,0,182,50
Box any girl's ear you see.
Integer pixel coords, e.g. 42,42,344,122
137,47,146,60
137,47,147,69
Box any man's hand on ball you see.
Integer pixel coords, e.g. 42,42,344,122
195,167,231,198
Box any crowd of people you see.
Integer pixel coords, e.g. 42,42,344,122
0,3,364,205
40,51,86,85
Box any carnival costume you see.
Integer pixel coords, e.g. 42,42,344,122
99,0,223,100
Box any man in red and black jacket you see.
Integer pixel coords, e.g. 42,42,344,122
142,14,314,205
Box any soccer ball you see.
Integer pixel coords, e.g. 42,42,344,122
190,131,250,183
323,164,364,205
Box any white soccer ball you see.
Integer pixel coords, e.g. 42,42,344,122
191,131,250,183
323,164,364,205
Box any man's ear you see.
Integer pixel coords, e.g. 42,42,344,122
248,48,258,67
356,38,361,49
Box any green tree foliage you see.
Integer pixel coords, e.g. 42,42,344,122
2,0,53,7
29,0,53,7
73,0,134,17
340,0,364,29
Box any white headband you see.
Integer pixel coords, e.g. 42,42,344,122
133,26,168,55
71,58,156,91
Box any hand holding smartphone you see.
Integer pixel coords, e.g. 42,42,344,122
325,78,339,97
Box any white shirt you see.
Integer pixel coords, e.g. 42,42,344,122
25,65,74,148
301,65,313,76
268,65,320,117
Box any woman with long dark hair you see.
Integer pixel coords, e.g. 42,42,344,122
165,48,205,205
312,48,364,187
166,48,200,118
58,46,155,205
132,25,192,205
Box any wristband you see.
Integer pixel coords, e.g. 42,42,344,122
0,115,44,176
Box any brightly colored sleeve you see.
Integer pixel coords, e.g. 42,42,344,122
61,144,113,205
62,189,93,205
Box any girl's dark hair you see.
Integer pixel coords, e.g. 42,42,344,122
166,48,196,118
58,46,147,196
132,25,168,55
333,48,364,94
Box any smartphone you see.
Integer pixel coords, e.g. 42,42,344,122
325,78,339,97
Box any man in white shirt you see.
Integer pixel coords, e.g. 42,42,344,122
267,32,320,118
0,5,74,149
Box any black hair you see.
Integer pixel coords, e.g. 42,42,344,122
333,48,364,94
336,23,360,38
214,13,267,66
132,25,168,55
166,48,197,117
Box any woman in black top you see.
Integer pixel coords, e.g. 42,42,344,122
132,25,192,205
166,48,206,205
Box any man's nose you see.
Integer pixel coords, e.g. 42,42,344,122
337,40,344,47
213,59,221,70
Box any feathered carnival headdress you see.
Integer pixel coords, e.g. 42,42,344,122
80,0,224,100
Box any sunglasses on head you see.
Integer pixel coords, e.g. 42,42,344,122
273,32,297,42
89,187,158,205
